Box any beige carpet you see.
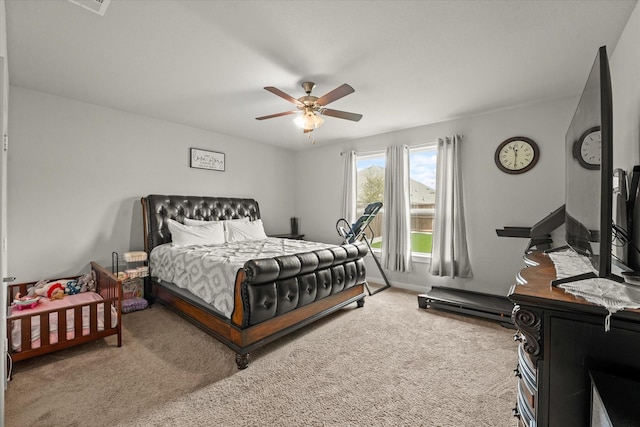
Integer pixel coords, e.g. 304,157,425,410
5,288,517,426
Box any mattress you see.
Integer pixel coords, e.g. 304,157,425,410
9,292,118,352
150,237,337,318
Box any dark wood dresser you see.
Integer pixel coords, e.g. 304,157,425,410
509,251,640,427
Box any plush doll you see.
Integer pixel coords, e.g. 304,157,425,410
30,281,66,300
46,283,65,300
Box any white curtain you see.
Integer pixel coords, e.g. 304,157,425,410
429,135,472,278
382,145,412,272
341,150,356,224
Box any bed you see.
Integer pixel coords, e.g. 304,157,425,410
141,195,368,369
6,262,122,363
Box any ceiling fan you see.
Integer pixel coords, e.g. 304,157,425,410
255,82,363,134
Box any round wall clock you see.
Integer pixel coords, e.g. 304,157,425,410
573,126,601,170
494,136,539,174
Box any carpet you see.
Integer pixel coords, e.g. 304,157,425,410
5,288,517,426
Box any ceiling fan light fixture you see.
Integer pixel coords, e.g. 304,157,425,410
294,109,324,130
256,82,360,142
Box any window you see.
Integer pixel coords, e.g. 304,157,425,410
409,146,437,255
354,146,437,256
355,153,385,248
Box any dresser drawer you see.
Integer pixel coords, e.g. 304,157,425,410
518,344,537,395
518,344,536,382
517,381,536,427
518,376,535,415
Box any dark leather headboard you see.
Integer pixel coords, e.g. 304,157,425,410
141,195,261,252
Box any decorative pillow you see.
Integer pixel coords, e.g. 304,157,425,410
184,217,249,227
167,219,225,246
225,219,268,243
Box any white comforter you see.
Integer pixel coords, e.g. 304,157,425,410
150,237,336,318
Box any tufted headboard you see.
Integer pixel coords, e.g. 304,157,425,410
141,195,261,252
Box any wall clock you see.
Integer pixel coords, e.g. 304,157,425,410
573,126,601,170
494,136,539,174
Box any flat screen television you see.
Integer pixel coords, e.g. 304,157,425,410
555,45,623,285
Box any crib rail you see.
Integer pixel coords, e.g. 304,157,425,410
6,262,122,362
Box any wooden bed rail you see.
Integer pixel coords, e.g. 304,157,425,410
8,299,116,355
6,263,122,363
91,261,123,348
231,269,246,327
91,261,123,310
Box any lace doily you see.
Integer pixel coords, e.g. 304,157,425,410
548,250,640,331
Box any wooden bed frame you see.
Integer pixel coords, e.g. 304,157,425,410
6,262,122,363
141,195,368,369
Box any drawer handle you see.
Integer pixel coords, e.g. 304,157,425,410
514,366,522,378
512,405,521,419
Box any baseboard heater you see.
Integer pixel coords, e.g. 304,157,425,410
418,286,515,327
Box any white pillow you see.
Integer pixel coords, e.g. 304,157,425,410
167,219,225,246
184,217,249,227
183,218,211,227
225,219,268,243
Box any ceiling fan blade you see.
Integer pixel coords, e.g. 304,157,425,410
321,108,363,122
264,87,303,106
255,111,298,120
316,84,355,106
303,128,314,134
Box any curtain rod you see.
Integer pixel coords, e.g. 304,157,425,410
439,134,464,141
340,135,463,156
340,149,383,156
409,141,438,150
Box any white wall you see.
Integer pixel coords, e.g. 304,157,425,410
294,97,578,296
612,3,640,174
611,1,640,268
293,0,640,297
7,86,296,281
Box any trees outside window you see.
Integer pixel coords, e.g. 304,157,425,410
356,154,385,245
354,146,437,255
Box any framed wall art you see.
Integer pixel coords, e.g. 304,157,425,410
190,148,225,172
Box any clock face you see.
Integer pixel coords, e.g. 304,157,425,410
574,127,601,170
495,137,539,174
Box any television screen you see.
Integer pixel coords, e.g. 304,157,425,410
564,46,614,279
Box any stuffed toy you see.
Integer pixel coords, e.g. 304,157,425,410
26,271,95,299
76,271,96,293
26,279,49,297
45,282,65,300
64,279,82,295
29,280,66,300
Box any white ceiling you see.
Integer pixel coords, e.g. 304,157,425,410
5,0,637,150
